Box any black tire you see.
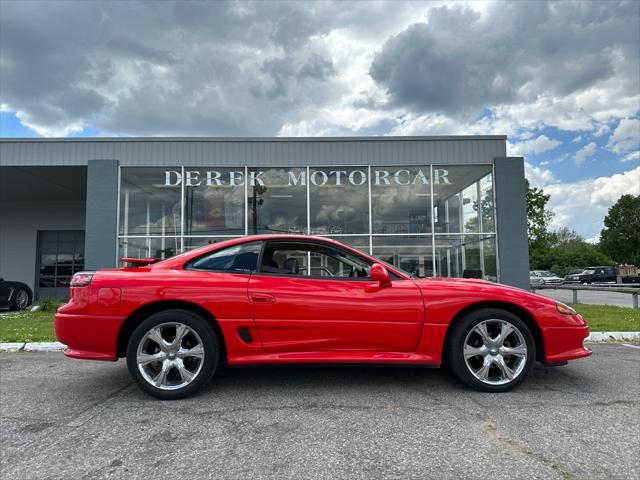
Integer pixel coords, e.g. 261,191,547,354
446,308,536,392
10,288,31,311
126,309,219,400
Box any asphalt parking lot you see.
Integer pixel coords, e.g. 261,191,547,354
1,345,639,480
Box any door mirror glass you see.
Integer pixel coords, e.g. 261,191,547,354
370,263,392,287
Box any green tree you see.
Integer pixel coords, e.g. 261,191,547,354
525,179,555,268
530,226,614,276
599,194,640,266
525,180,554,246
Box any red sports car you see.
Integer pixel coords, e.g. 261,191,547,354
55,235,591,399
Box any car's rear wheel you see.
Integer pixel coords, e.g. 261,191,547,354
126,309,219,400
10,289,30,311
447,308,535,392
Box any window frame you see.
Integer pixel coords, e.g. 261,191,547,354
184,240,264,274
254,239,403,281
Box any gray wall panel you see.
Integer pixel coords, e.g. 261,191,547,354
84,160,119,270
494,157,530,290
0,201,85,294
1,137,507,167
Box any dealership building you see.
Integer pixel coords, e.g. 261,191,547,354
0,136,529,298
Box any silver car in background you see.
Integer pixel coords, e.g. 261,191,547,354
530,270,564,286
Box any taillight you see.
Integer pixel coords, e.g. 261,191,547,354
70,271,94,287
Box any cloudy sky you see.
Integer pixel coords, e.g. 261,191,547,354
1,0,638,240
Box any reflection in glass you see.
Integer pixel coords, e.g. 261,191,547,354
248,168,307,234
119,168,181,236
434,235,497,281
309,167,369,235
38,231,85,288
323,236,371,256
184,237,241,251
185,168,245,236
432,165,495,234
118,237,179,264
372,236,433,277
372,166,431,234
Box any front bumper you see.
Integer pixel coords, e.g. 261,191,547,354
542,325,592,364
54,312,126,361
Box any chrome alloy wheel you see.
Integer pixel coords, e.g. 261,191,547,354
15,290,29,310
136,322,205,391
463,319,528,386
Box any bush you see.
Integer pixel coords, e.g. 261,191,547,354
37,297,62,312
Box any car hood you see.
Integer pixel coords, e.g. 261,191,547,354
412,277,558,306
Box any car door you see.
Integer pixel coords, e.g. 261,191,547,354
248,240,424,353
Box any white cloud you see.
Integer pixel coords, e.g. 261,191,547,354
509,135,561,157
571,135,583,143
622,151,640,163
546,166,640,239
525,161,556,187
607,118,640,153
574,142,597,165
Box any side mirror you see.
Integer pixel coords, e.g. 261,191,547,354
370,263,392,288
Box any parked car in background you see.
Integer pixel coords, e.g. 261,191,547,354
564,266,617,285
0,278,33,310
529,271,564,286
55,234,592,399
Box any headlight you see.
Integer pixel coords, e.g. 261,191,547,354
556,302,577,315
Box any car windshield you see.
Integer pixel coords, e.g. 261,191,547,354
582,269,595,274
539,271,555,277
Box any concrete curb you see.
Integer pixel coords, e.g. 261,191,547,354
0,342,66,352
1,333,640,352
586,332,640,342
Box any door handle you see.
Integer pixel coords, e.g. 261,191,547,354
250,293,276,304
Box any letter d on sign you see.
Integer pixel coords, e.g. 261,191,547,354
165,170,182,186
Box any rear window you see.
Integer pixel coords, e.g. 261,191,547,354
189,242,262,273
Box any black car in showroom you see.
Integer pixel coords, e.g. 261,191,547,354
564,266,617,284
0,278,33,310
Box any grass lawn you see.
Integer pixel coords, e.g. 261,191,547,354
0,310,56,342
1,303,639,343
570,304,640,332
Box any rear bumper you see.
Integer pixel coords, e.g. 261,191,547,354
54,312,126,362
542,325,592,364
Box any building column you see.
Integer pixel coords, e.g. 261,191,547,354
494,157,530,290
85,159,119,270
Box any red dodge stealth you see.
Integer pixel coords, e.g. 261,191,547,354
55,235,591,399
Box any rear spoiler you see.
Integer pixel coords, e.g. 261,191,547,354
121,257,160,267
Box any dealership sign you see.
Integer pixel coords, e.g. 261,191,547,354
164,169,451,187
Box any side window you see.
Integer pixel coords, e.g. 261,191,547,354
189,242,262,273
260,242,371,278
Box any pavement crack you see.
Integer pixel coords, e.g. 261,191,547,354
479,416,583,480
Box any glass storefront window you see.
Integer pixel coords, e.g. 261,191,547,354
371,166,431,234
248,167,307,234
434,235,497,281
184,167,245,236
118,165,498,281
372,236,434,278
432,165,495,234
118,237,180,265
119,168,181,236
323,236,371,256
309,167,369,235
184,237,241,251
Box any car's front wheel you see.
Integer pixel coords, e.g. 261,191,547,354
126,309,219,400
447,308,535,392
